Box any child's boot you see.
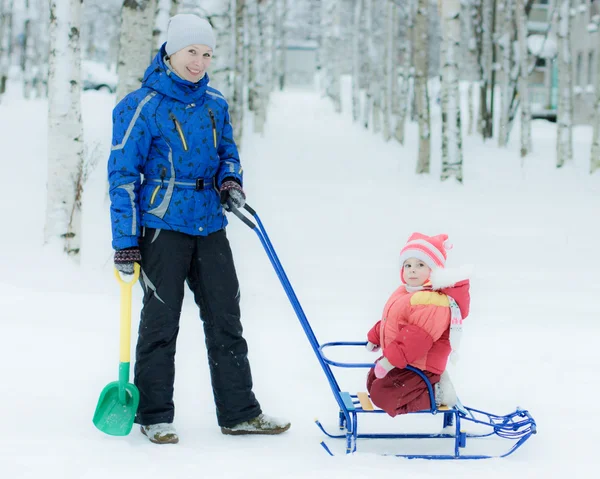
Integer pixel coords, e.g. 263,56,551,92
434,371,457,408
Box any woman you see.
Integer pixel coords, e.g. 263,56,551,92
108,14,290,445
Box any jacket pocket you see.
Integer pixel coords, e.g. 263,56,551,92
169,112,188,151
149,167,167,205
208,109,217,148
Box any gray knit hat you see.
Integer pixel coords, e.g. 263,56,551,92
165,14,216,56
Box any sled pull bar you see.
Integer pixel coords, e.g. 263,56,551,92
230,204,347,402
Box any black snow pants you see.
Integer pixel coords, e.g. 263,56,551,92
134,227,262,428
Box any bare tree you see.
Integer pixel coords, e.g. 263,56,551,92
382,0,395,142
498,0,516,147
45,0,85,255
516,0,531,158
205,0,234,99
477,0,496,139
276,0,288,91
322,0,341,112
395,0,414,144
251,0,271,133
362,0,373,126
231,0,245,143
439,0,463,182
415,0,431,174
556,0,573,168
115,0,157,103
591,31,600,174
351,0,362,122
0,0,14,99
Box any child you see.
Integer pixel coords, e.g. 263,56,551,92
365,232,470,417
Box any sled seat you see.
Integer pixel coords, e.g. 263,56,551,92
342,391,451,413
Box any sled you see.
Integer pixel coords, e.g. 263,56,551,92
231,204,536,459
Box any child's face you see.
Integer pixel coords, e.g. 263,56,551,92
403,257,431,287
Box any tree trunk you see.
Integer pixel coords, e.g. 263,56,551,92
0,0,14,99
152,0,170,58
231,0,245,146
590,8,600,173
322,0,341,113
478,0,495,139
46,0,85,256
362,0,373,128
252,0,270,133
439,0,464,182
516,0,531,158
498,0,516,147
276,0,288,91
170,0,179,17
556,0,573,168
352,0,362,122
208,1,234,99
415,0,430,174
382,0,395,141
116,0,157,103
395,0,414,144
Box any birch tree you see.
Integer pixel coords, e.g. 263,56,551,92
395,0,414,144
231,0,245,143
362,0,373,127
591,35,600,173
351,0,362,122
0,0,13,99
276,0,288,91
322,0,341,113
498,0,516,147
516,0,531,158
478,0,496,139
252,0,272,132
556,0,573,168
116,0,157,103
45,0,85,255
382,0,395,142
415,0,431,174
207,0,234,99
439,0,463,182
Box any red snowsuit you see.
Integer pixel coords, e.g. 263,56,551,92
366,278,470,416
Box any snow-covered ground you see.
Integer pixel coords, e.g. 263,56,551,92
1,77,599,478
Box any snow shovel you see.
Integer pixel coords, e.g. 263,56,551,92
93,263,141,436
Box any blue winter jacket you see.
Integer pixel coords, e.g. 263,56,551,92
108,45,242,250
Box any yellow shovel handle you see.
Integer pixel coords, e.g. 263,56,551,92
114,263,140,363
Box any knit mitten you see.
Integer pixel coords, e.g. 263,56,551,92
365,341,381,353
374,357,395,379
114,247,141,275
220,179,246,211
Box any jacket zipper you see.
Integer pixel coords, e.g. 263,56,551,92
169,112,188,151
150,167,167,205
208,109,217,148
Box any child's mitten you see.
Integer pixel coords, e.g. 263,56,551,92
374,357,395,378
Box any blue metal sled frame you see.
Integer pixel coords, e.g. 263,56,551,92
231,204,537,459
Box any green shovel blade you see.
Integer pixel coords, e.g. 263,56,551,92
93,379,140,436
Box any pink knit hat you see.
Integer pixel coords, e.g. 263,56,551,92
399,232,451,272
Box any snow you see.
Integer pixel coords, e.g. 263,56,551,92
527,34,557,59
1,76,600,478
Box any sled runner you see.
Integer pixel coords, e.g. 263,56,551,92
231,204,536,459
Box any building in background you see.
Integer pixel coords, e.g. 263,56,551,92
528,0,599,124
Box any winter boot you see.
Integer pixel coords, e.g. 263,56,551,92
140,423,179,444
434,371,457,408
220,413,291,436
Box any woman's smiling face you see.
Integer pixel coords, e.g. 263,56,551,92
169,44,213,82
